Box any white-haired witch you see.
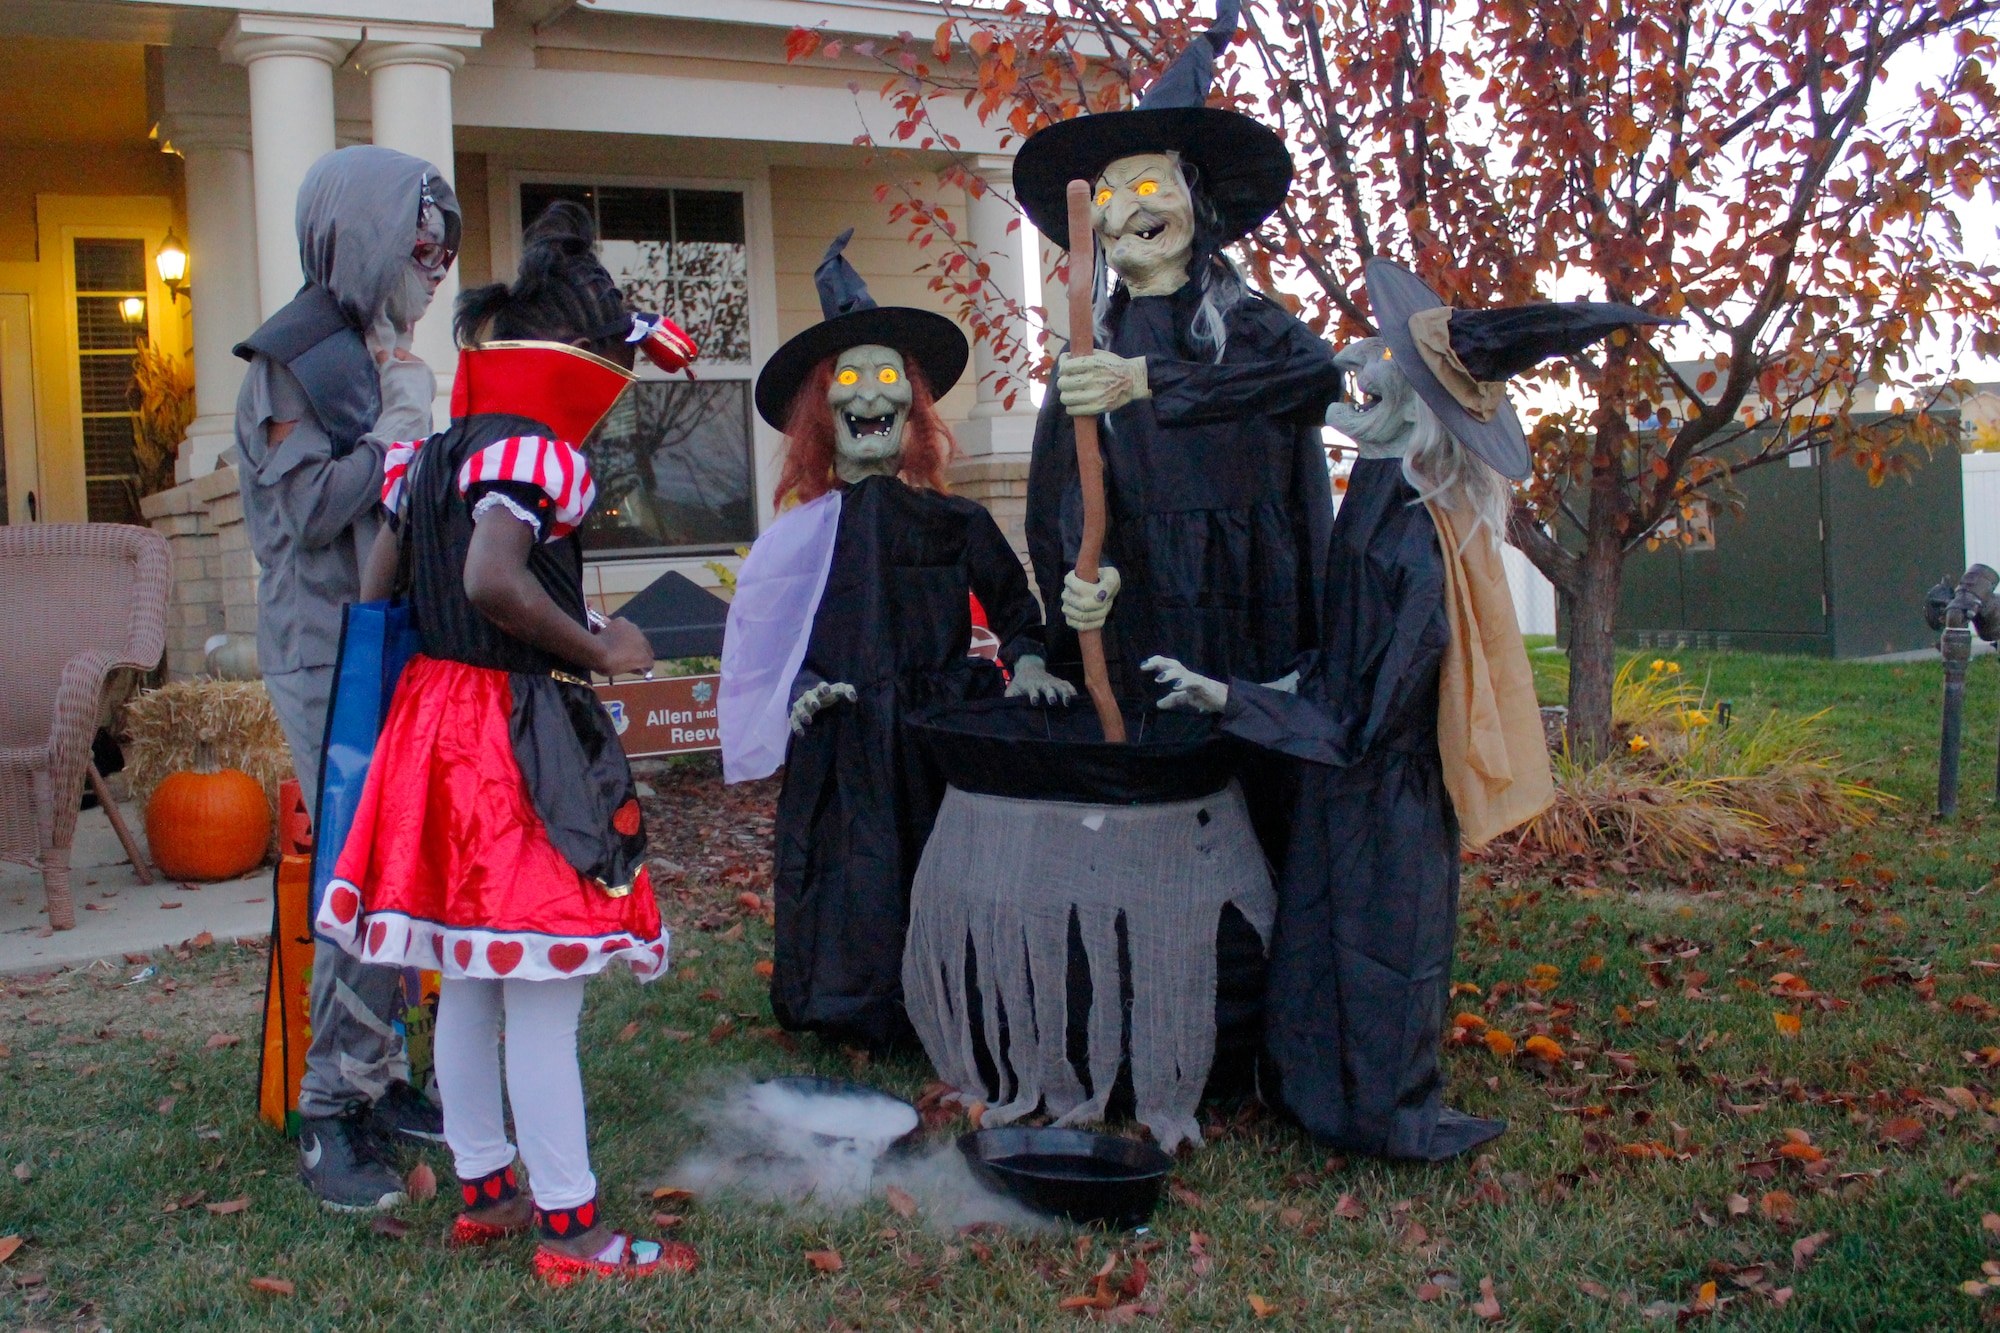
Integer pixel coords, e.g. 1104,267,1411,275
1145,260,1672,1159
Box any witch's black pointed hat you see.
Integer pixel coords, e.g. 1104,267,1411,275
753,229,969,430
1365,258,1678,481
1012,0,1291,246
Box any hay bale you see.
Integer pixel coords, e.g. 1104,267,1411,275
121,679,294,860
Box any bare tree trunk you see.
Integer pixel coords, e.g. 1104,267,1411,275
1566,470,1626,759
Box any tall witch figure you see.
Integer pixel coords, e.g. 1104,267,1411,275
1147,260,1669,1159
1014,0,1340,703
719,232,1069,1050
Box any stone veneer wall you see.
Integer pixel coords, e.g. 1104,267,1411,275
139,464,257,680
946,456,1033,575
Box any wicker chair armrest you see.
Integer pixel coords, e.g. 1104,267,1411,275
42,648,117,853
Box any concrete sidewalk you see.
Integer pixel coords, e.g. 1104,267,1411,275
0,798,270,976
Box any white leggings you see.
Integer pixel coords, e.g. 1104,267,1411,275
434,976,596,1211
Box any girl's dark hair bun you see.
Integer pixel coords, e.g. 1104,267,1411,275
455,200,629,353
522,199,597,259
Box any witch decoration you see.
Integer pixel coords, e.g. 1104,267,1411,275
718,231,1067,1051
1145,259,1672,1159
1016,0,1340,708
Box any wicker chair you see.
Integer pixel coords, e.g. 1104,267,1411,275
0,524,169,930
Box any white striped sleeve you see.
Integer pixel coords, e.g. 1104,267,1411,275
455,436,598,542
380,439,424,515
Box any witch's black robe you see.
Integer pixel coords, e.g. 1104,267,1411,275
1025,281,1339,697
771,474,1044,1050
1221,457,1504,1161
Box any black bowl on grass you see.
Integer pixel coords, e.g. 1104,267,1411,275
957,1127,1173,1227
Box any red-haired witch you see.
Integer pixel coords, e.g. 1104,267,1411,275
719,230,1069,1050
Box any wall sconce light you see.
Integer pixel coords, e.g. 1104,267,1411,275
120,295,147,328
155,229,189,305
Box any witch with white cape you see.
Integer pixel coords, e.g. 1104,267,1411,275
718,232,1071,1051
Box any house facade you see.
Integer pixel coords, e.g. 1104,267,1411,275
0,0,1053,676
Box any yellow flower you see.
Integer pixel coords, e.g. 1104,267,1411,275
1685,709,1711,727
1667,662,1682,674
1628,734,1652,753
1650,658,1666,673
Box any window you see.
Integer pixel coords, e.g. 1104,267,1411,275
518,183,756,554
74,238,145,525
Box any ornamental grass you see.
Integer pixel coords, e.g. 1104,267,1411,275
1512,657,1889,867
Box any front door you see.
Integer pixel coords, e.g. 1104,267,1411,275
0,293,39,523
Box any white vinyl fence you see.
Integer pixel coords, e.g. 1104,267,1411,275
1967,452,2000,574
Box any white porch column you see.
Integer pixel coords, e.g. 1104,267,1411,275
157,115,260,480
358,26,480,419
223,16,360,320
957,155,1040,457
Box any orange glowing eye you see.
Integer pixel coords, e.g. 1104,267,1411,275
877,366,900,384
1094,188,1113,207
836,368,860,385
1136,180,1158,196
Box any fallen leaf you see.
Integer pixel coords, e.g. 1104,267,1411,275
248,1276,295,1295
1472,1276,1503,1320
1278,1206,1309,1231
1120,1255,1149,1300
660,1028,696,1042
1188,1230,1213,1277
1726,1193,1751,1216
406,1162,437,1201
0,1236,20,1264
697,988,723,1002
735,891,764,913
1581,954,1606,975
1525,1035,1566,1062
754,959,775,978
1987,1213,2000,1236
1693,1280,1719,1311
1333,1192,1365,1220
371,1214,409,1239
1247,1294,1277,1318
1964,1280,1991,1297
1484,1030,1516,1056
707,1018,735,1044
617,1021,642,1043
11,1163,31,1182
204,1196,249,1215
1878,1116,1925,1148
1168,1181,1205,1210
1779,1143,1824,1163
1772,1012,1802,1037
1792,1230,1832,1270
190,931,214,948
885,1184,918,1219
156,1096,177,1115
806,1248,843,1273
1417,1282,1446,1301
1760,1191,1799,1225
653,1187,694,1202
1578,1278,1611,1298
203,1033,241,1050
651,1212,685,1229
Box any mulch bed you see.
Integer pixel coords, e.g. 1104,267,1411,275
634,753,779,933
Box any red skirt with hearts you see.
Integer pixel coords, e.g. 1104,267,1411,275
315,654,669,983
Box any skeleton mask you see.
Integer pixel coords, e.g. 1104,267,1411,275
1092,152,1195,297
1326,338,1422,459
829,344,912,481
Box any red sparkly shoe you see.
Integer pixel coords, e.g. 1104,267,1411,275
449,1163,530,1247
531,1197,698,1286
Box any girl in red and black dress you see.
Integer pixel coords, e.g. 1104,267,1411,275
316,202,696,1283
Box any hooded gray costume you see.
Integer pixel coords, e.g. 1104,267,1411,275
233,145,460,1118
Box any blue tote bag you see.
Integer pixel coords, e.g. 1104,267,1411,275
309,599,421,924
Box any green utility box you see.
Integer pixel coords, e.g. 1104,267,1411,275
1603,417,1964,658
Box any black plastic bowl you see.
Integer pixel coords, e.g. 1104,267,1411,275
957,1126,1174,1227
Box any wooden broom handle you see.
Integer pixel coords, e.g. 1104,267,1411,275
1066,179,1126,744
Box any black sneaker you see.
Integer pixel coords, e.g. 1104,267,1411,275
368,1080,446,1146
298,1112,407,1213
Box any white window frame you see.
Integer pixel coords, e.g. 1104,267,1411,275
498,167,783,557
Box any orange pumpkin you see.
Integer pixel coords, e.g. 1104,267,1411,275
146,766,272,881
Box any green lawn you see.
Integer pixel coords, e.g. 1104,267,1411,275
5,650,2000,1331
